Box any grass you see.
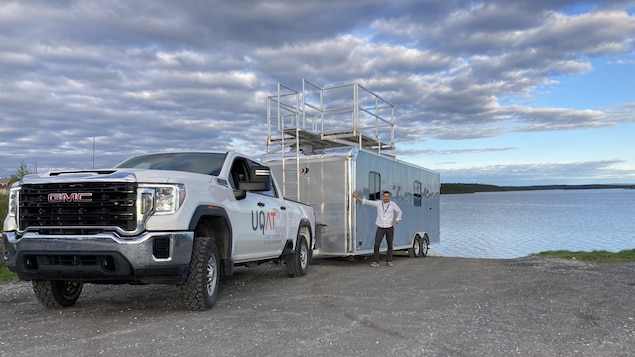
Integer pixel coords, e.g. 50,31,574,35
532,249,635,263
0,264,18,282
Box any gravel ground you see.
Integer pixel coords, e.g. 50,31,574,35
0,255,634,357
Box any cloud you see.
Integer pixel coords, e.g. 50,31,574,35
440,159,635,185
401,147,517,156
0,0,634,181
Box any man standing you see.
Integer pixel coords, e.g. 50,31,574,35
352,190,402,267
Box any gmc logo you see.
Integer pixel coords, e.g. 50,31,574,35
47,192,93,203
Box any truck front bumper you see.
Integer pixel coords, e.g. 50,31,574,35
2,231,194,284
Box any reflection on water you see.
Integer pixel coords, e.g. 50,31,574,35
433,189,635,259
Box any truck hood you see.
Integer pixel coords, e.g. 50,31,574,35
17,168,212,185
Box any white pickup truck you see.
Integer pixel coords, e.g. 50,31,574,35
2,151,315,310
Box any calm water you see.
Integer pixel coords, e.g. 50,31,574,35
433,188,635,259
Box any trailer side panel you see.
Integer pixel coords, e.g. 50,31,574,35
264,147,439,257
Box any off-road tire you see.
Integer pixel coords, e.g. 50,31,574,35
180,236,220,311
287,236,309,278
32,280,83,308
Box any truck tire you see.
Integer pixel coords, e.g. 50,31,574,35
286,235,309,278
32,280,83,308
181,236,221,311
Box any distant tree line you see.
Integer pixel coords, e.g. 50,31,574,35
441,183,635,194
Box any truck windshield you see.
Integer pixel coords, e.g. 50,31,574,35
115,152,228,176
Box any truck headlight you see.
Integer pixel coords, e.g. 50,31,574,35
139,184,186,216
8,187,19,217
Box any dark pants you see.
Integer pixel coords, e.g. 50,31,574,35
373,226,394,263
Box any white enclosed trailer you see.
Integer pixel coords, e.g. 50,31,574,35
262,80,440,258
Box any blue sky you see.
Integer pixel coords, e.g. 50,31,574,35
408,53,635,185
1,0,634,185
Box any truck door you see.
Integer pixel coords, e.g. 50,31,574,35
228,158,284,260
245,158,288,255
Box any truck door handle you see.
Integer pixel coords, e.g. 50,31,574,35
280,206,287,210
258,202,265,207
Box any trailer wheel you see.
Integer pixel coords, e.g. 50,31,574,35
181,236,221,311
408,236,422,258
287,235,309,277
420,235,430,257
32,280,83,308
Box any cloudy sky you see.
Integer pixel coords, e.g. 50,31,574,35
1,0,634,185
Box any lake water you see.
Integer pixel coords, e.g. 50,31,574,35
433,188,635,259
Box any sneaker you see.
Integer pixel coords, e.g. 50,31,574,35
387,261,394,267
370,261,379,267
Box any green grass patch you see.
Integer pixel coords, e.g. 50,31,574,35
533,249,635,263
0,263,18,282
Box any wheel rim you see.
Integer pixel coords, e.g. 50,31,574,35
206,256,218,296
299,242,308,269
413,238,421,257
61,282,82,299
421,239,429,256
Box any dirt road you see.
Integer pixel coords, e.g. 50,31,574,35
1,256,634,356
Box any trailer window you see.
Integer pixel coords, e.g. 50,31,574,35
414,181,422,207
369,172,381,200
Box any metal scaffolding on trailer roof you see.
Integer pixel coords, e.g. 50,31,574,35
266,79,395,156
265,79,396,200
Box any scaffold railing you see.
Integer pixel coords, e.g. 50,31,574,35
265,79,395,200
266,79,395,154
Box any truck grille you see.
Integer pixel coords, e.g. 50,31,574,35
18,182,138,234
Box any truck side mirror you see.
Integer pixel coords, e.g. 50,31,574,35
237,166,272,192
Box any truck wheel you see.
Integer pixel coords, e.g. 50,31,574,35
408,236,422,258
181,236,220,311
287,236,309,278
420,235,430,257
32,280,83,308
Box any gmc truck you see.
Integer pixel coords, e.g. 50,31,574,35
2,151,315,310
